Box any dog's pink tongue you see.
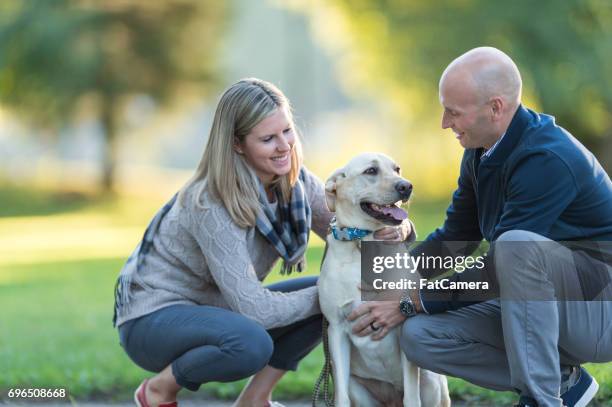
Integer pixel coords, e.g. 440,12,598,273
381,206,408,221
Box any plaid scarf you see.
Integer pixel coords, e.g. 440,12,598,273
256,169,311,275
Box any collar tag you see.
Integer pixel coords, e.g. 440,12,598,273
330,217,372,241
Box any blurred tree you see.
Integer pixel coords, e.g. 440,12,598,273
0,0,228,191
292,0,612,170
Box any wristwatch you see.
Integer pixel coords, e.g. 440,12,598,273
399,293,417,318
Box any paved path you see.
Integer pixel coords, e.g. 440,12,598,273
1,399,475,406
1,400,312,407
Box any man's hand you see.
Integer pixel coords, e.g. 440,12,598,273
373,221,412,242
347,301,407,341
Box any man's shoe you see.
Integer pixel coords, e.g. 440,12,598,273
514,395,538,407
561,367,598,407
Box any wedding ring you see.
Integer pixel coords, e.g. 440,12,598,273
370,322,380,331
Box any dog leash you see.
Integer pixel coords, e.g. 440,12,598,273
312,316,334,407
312,240,334,407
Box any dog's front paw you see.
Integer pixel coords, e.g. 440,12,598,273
340,300,359,319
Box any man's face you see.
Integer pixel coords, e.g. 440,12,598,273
439,74,496,149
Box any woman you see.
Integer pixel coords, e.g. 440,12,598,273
113,78,410,407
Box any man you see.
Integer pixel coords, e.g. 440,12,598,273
348,47,612,406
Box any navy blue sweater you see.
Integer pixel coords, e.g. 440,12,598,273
416,105,612,313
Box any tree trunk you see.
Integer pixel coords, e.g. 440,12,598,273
100,95,118,193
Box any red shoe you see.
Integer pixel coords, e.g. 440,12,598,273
134,378,178,407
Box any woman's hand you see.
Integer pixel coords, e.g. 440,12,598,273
347,301,407,341
373,221,412,241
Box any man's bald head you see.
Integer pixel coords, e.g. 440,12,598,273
438,47,522,149
440,47,522,111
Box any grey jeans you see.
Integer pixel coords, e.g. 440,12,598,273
401,230,612,407
118,276,322,391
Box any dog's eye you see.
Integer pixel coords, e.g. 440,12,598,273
363,167,378,175
395,166,401,174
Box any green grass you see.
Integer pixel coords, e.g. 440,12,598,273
0,257,132,399
0,185,610,405
0,184,96,217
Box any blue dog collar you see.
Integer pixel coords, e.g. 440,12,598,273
330,217,372,241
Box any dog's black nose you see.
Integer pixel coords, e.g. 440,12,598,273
395,181,413,199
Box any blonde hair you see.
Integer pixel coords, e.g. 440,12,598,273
179,78,303,228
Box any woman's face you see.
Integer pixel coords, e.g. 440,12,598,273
236,107,295,186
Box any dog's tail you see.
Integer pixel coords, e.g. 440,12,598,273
312,317,334,407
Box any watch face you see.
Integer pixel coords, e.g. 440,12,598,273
400,298,416,317
406,302,416,316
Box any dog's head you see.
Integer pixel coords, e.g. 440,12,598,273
325,152,412,230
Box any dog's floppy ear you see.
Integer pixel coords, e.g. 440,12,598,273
325,168,346,212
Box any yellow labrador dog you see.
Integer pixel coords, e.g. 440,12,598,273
318,153,450,407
